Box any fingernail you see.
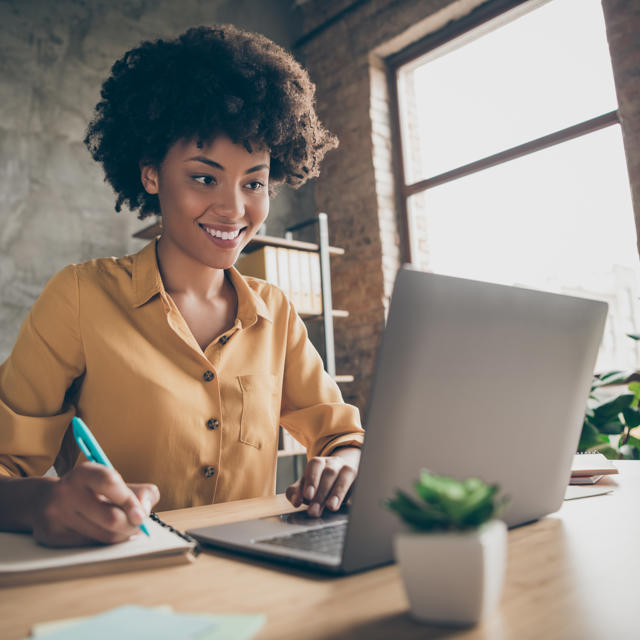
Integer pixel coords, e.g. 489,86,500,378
328,496,339,510
304,486,315,501
141,498,152,515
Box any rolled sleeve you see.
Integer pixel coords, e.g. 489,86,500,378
279,301,364,459
0,265,85,477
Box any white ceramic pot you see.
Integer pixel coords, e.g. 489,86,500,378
393,519,507,626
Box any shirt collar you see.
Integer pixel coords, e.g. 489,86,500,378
132,239,272,326
227,265,273,328
132,239,164,308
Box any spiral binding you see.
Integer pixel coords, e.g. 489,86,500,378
149,512,202,556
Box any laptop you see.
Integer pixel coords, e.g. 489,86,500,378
187,266,608,574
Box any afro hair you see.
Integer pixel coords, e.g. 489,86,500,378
84,25,338,219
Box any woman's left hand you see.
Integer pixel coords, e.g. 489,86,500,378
285,446,361,517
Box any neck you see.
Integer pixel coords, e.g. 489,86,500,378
156,236,227,300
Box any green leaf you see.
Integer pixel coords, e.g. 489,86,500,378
578,420,600,451
385,491,450,531
628,382,640,409
627,333,640,341
592,371,629,388
626,435,640,459
592,394,634,423
621,407,640,429
387,471,504,531
590,444,619,459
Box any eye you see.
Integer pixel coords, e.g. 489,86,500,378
246,180,266,191
193,175,215,185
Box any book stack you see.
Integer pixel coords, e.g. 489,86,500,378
235,247,323,316
570,453,618,485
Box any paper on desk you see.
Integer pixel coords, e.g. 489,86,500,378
191,614,266,640
30,606,266,640
564,485,614,500
30,606,173,636
30,605,217,640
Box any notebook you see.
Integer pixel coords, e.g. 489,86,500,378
188,267,608,574
570,452,618,484
0,513,199,586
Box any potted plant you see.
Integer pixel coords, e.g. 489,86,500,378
579,334,640,459
386,470,507,626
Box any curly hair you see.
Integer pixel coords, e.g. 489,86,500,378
84,25,338,219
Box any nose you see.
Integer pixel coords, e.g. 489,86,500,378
211,184,244,220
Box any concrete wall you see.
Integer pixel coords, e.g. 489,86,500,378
0,0,310,361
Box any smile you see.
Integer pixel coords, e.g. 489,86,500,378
200,225,244,240
199,224,247,247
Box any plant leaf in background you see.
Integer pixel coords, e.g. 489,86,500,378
579,332,640,460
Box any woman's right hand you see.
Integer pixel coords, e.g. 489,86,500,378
31,462,160,547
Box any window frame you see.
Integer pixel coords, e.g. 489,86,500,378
386,0,621,264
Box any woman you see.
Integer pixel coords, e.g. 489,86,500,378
0,25,364,547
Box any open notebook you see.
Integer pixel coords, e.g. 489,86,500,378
0,514,199,586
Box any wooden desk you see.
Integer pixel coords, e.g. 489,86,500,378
2,462,639,639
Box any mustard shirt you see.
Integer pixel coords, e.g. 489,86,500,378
0,240,364,511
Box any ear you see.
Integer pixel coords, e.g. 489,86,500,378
140,164,159,195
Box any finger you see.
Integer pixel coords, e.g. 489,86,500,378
76,464,146,527
324,465,357,511
285,478,303,507
72,507,139,544
73,482,139,534
308,464,340,517
130,484,160,515
301,457,326,503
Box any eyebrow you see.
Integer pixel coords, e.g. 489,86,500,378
186,156,269,174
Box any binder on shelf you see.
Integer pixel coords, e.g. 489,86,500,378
276,247,291,300
235,246,278,285
309,252,322,315
298,251,312,315
288,249,303,312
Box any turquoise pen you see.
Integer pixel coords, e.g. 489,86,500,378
71,416,150,537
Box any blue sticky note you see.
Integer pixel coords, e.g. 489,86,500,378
37,605,217,640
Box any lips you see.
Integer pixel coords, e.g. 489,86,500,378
199,224,246,247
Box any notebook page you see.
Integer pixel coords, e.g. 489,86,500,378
0,518,192,575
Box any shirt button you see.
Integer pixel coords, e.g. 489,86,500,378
204,465,216,478
203,370,214,382
206,418,219,430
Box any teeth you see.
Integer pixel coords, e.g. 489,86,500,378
203,226,241,240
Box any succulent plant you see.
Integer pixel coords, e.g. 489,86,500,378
386,470,506,532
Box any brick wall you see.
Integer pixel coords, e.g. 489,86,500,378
602,0,640,257
296,0,640,418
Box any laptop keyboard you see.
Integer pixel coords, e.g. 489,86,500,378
257,522,348,557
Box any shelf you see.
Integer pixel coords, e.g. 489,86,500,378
244,234,344,256
132,222,344,256
300,309,349,321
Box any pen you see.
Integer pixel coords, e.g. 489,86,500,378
71,416,150,537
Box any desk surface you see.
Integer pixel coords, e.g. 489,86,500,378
2,462,639,640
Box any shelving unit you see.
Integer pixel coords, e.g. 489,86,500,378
132,213,351,465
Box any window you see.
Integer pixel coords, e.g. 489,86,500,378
391,0,640,371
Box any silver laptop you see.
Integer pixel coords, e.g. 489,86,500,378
188,266,607,574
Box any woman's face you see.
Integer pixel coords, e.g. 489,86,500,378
142,135,270,270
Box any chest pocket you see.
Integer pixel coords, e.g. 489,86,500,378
238,374,279,449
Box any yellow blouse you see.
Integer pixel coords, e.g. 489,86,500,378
0,240,363,510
